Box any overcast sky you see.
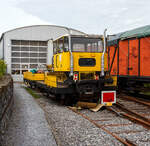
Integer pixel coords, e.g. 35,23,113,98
0,0,150,35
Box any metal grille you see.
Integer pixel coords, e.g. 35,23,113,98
11,40,47,75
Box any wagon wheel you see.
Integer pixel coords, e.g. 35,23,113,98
60,94,66,105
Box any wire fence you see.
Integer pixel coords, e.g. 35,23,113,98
0,60,6,78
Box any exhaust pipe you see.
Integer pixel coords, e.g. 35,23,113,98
69,34,74,77
101,29,107,76
66,28,73,77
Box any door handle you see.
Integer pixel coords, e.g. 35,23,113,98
128,67,133,70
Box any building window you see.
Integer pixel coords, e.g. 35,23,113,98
12,40,20,45
11,40,47,75
12,46,20,51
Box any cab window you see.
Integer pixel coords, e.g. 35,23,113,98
98,41,103,52
71,37,103,52
72,43,85,52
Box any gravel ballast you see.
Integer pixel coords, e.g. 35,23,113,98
37,95,150,146
37,97,123,146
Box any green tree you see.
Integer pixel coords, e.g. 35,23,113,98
0,60,7,78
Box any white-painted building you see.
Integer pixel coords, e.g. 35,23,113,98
0,25,85,81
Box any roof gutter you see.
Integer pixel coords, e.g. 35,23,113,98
2,36,4,60
0,33,4,60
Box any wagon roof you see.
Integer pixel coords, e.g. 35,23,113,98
107,32,123,46
108,25,150,46
120,25,150,40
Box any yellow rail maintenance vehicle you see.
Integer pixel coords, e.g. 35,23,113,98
24,30,117,106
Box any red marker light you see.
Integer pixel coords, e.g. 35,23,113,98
95,74,99,80
73,73,78,81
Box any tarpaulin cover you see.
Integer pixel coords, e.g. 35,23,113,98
120,25,150,40
107,25,150,46
107,32,123,46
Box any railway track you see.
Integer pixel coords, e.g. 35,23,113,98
69,107,135,146
118,94,150,107
116,95,150,127
68,95,150,146
26,86,150,145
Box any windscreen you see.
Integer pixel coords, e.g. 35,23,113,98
71,37,103,52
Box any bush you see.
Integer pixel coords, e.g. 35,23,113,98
0,60,7,77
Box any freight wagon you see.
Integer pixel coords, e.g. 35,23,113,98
107,25,150,93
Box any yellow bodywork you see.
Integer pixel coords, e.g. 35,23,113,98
45,73,57,87
44,72,67,88
53,52,108,72
23,72,44,81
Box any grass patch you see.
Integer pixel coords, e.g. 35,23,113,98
24,87,41,99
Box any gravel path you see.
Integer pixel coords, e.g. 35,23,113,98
2,83,57,146
37,97,123,146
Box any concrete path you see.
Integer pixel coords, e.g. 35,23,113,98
2,83,57,146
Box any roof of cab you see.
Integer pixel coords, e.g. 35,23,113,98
52,34,103,42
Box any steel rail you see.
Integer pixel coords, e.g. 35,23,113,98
125,139,137,146
107,104,150,130
122,112,150,130
116,102,150,123
119,95,150,107
68,107,135,146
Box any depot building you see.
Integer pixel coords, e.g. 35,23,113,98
0,25,85,81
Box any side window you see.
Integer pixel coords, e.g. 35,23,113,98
58,39,63,53
53,37,69,54
64,37,69,52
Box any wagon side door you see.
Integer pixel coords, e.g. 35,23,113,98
128,39,139,76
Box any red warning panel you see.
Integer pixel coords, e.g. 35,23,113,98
101,91,116,104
